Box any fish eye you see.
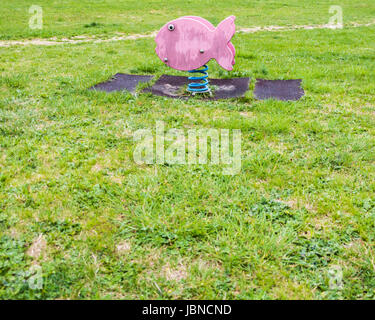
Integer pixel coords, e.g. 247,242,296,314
167,24,175,31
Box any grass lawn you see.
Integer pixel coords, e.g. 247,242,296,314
1,1,375,299
1,0,375,40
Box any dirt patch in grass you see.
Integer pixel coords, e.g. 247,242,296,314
27,234,47,261
162,262,187,281
116,240,131,254
91,164,103,173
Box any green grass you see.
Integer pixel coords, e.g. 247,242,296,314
1,0,375,299
1,0,375,40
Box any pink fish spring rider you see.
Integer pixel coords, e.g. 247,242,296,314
155,16,236,95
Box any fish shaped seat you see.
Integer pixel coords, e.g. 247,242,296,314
155,16,236,71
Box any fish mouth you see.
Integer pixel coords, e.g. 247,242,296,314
155,44,169,67
154,33,163,60
155,44,163,60
154,31,166,59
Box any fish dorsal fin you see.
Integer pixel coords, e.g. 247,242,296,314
217,16,236,42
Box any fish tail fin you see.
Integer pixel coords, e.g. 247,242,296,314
215,16,236,70
227,41,236,65
217,15,236,42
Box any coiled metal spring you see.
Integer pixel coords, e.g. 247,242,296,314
187,64,211,94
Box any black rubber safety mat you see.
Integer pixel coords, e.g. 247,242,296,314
254,79,304,101
143,75,250,100
90,73,154,93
